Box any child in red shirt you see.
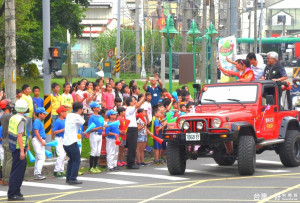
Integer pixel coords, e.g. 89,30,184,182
117,107,128,167
102,84,115,110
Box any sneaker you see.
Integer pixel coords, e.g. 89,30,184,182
62,171,67,177
117,162,123,167
108,168,114,172
141,162,148,166
121,161,127,166
89,168,97,174
34,174,46,180
54,172,62,177
68,180,82,185
78,171,83,176
113,167,119,172
95,167,102,173
154,160,160,165
159,159,164,165
8,195,24,201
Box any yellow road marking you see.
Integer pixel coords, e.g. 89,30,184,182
44,199,257,202
257,183,300,203
139,180,206,203
140,186,288,189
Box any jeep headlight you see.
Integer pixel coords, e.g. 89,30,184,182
183,121,190,130
212,118,221,128
196,122,204,130
178,119,185,128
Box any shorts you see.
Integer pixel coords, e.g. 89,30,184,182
153,140,166,150
120,140,126,146
137,134,147,143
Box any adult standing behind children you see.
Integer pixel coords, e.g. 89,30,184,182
63,102,85,185
7,99,29,201
125,95,145,169
143,74,162,106
21,84,34,132
0,100,13,186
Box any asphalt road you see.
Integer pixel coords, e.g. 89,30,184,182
0,151,299,203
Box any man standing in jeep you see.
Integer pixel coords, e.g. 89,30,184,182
261,51,288,82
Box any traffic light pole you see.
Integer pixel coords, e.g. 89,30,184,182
43,0,52,151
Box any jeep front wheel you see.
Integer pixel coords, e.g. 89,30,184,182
167,143,186,175
279,130,300,167
238,136,256,175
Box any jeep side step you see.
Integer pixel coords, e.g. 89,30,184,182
256,139,285,146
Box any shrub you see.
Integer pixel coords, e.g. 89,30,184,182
23,63,40,79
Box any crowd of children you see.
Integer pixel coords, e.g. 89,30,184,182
0,75,195,185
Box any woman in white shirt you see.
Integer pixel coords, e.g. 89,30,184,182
125,95,145,169
63,102,85,185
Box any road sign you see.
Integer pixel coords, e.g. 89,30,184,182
108,49,114,58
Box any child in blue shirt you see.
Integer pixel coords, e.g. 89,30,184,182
153,108,167,165
88,102,104,173
105,109,120,172
32,107,48,180
32,86,44,112
52,106,68,177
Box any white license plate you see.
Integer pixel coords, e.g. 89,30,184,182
186,133,201,141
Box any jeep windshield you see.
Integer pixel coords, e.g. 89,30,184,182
200,85,258,104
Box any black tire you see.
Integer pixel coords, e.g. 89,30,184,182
279,130,300,167
213,156,236,166
166,143,186,175
238,136,256,175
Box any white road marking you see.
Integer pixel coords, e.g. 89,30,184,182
108,171,189,181
22,182,80,190
155,167,229,177
0,191,6,197
256,159,283,165
203,163,290,173
77,176,136,185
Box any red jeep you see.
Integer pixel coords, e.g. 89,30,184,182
163,81,300,175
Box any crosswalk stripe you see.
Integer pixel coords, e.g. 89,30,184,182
256,159,282,165
108,171,189,181
154,167,229,177
0,191,6,197
77,177,136,185
202,164,290,173
22,182,81,190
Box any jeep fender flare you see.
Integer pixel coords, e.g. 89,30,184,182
278,116,300,139
231,122,257,141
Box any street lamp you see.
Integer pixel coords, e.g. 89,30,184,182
160,14,178,92
204,22,218,83
187,20,201,85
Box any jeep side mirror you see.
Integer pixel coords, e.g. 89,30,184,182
193,84,201,105
266,95,275,105
193,84,201,92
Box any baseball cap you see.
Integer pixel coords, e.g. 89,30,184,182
36,107,48,114
90,102,101,109
56,106,68,114
106,109,118,117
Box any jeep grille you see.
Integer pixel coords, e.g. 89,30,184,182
183,119,212,132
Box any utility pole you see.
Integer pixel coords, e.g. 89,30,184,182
248,11,251,51
116,0,121,79
258,0,263,53
4,0,16,103
161,36,165,88
229,0,237,36
42,0,52,150
182,0,187,52
67,29,72,84
253,0,257,53
201,0,207,84
135,0,141,75
141,0,146,78
210,0,217,83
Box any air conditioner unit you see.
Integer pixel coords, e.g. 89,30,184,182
246,0,254,8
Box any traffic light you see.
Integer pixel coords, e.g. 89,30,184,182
48,47,61,72
54,42,68,70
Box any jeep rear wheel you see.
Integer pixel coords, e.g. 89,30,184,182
238,136,256,175
167,143,186,175
213,156,236,166
279,130,300,167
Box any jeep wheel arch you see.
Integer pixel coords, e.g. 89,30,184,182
279,117,300,139
232,122,257,141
